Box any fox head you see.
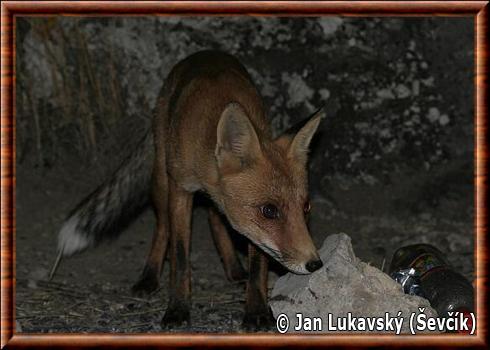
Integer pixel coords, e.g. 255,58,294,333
214,102,324,274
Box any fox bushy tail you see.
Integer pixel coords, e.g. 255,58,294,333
58,132,154,257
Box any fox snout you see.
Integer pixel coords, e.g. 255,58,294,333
305,258,323,273
293,255,323,274
280,248,323,275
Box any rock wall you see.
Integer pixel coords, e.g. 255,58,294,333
16,17,474,214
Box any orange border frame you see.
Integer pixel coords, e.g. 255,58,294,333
1,1,488,348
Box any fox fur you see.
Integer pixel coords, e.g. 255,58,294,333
57,50,324,329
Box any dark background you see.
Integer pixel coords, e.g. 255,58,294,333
15,17,474,333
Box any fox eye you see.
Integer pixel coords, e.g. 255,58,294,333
304,200,311,214
261,204,279,219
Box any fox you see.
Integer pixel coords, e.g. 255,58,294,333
55,50,324,329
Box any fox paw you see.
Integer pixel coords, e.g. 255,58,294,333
242,309,275,331
131,267,159,297
161,303,191,328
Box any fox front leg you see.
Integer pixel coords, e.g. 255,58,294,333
242,243,275,330
208,207,248,282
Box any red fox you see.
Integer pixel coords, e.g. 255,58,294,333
56,50,324,329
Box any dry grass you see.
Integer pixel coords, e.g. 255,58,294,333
17,18,143,167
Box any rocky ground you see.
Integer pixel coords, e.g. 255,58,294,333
15,155,473,333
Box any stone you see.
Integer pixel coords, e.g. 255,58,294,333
270,233,437,333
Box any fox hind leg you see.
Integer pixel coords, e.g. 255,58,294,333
131,175,169,296
132,95,171,297
131,153,170,296
208,207,247,282
161,178,194,328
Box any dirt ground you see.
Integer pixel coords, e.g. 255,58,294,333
15,154,474,333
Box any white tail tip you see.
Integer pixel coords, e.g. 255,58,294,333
58,215,91,256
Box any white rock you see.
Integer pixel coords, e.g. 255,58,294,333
439,114,450,126
282,73,314,108
377,88,395,99
317,17,343,37
270,233,437,333
427,107,440,122
412,80,420,96
318,88,331,100
395,84,411,98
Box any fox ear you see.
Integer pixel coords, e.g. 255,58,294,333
288,108,324,165
215,102,262,171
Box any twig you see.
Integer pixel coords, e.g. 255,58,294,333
19,298,50,304
49,250,63,281
16,313,83,320
117,295,154,303
66,301,85,311
193,297,244,305
119,308,167,317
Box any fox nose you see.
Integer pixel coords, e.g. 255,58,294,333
305,259,323,273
